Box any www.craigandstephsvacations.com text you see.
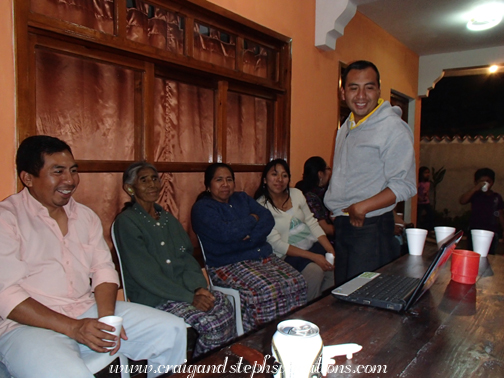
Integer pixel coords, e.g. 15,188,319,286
109,355,388,377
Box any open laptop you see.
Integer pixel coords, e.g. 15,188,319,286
331,230,463,312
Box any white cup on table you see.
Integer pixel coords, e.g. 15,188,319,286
471,229,494,257
405,228,428,256
434,226,456,248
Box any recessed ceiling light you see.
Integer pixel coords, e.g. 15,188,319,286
467,3,504,31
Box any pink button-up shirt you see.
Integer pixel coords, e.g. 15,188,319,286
0,188,119,337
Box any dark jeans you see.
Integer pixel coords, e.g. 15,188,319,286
417,203,435,231
285,242,326,272
333,211,396,286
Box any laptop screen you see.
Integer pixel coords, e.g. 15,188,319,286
405,230,463,310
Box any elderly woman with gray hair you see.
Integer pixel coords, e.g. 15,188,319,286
113,161,236,357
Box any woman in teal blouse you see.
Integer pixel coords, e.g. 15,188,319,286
113,162,236,357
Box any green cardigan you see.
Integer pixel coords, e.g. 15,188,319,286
113,202,207,307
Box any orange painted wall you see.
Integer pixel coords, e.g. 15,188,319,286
0,1,16,200
1,1,419,198
209,0,419,182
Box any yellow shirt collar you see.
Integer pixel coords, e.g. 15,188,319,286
349,98,384,130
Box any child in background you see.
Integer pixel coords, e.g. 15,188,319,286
459,168,504,255
417,166,434,231
295,156,334,240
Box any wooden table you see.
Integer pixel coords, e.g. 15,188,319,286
171,243,504,378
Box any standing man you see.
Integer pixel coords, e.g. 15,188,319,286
325,61,416,285
0,135,187,378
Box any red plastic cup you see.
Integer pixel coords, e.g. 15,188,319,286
451,250,480,285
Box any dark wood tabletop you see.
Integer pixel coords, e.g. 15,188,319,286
171,242,504,378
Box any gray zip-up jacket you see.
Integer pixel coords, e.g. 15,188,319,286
324,100,416,217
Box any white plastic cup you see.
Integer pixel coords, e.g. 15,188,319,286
471,229,494,257
434,226,456,248
99,315,123,349
325,253,335,265
405,228,428,256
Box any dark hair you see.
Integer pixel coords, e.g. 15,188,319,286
254,159,291,211
341,60,381,88
474,168,495,183
16,135,73,179
418,166,430,182
196,163,235,201
295,156,328,193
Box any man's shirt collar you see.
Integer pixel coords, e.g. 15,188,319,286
349,98,384,130
22,187,77,220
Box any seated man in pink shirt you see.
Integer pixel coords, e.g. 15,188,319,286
0,135,187,378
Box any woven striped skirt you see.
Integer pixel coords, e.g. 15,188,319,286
208,255,307,333
156,290,236,357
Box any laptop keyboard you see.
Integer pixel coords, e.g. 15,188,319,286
350,275,420,302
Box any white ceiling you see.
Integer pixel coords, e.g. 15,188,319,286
357,0,504,56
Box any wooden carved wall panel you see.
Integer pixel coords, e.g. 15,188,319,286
17,0,292,243
72,172,129,248
31,0,114,34
153,78,214,163
234,172,262,198
35,48,136,161
226,92,268,165
194,22,236,70
156,172,204,245
243,41,271,79
126,1,184,53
